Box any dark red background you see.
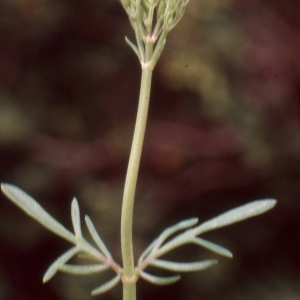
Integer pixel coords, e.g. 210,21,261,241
0,0,299,299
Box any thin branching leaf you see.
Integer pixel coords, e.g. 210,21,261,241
71,198,82,238
91,274,121,296
149,258,218,272
138,238,158,265
125,36,140,60
156,200,276,259
1,183,76,244
150,36,166,67
151,218,198,254
78,253,96,260
155,229,194,258
192,237,233,258
58,263,109,275
134,29,145,62
43,247,79,283
85,215,112,258
194,199,277,236
139,271,180,285
76,237,107,263
77,247,110,266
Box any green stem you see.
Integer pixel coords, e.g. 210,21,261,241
121,42,153,300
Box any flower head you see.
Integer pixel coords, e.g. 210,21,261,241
120,0,190,68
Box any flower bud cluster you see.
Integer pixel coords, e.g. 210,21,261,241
120,0,190,68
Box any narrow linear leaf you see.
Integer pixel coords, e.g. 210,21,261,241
85,215,112,258
151,218,198,254
43,247,79,283
155,229,194,258
151,37,166,67
77,253,96,260
156,200,276,259
194,199,277,236
149,259,218,272
71,198,82,237
139,271,180,285
134,29,145,62
125,36,140,59
76,237,107,264
91,274,121,296
1,184,76,244
58,263,109,275
193,237,233,258
152,16,164,37
77,250,107,264
138,238,158,265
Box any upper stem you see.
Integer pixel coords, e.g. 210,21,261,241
121,41,153,300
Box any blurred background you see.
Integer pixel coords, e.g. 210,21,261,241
0,0,300,299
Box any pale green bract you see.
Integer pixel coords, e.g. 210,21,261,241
1,183,276,295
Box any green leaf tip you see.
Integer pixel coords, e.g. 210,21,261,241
71,197,82,238
1,183,76,244
194,199,277,236
192,237,233,258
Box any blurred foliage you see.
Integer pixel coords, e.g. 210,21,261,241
0,0,300,299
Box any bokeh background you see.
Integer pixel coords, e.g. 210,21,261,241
0,0,300,299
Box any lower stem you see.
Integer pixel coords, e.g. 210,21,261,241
123,281,136,300
120,66,153,300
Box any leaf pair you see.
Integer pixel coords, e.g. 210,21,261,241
1,183,276,294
